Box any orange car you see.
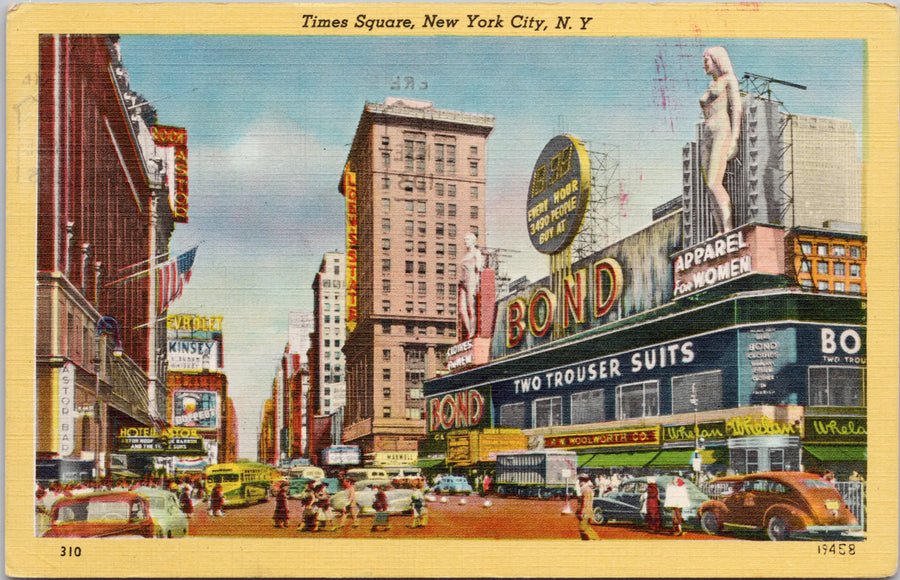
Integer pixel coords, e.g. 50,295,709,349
42,491,155,538
698,472,862,541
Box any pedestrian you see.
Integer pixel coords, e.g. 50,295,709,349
371,485,391,531
272,485,289,528
312,482,332,532
333,479,359,530
575,474,599,540
664,477,690,535
297,481,316,531
408,485,427,528
179,486,194,518
823,470,837,486
482,473,492,496
209,483,225,517
641,477,662,532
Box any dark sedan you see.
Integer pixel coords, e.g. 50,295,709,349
590,476,709,528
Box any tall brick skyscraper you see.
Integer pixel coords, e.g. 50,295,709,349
340,98,494,457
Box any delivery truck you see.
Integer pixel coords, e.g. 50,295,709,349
493,450,579,499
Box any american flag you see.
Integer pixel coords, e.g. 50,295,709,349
156,247,197,314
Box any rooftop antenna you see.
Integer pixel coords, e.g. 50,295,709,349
741,72,807,100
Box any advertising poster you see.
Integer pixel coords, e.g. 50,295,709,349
6,2,897,578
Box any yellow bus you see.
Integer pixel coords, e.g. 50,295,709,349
205,463,279,507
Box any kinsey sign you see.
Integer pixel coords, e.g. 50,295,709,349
152,125,189,223
526,134,591,255
505,258,624,348
427,387,490,432
167,339,220,370
545,426,661,449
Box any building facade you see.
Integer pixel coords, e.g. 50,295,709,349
35,35,181,479
311,254,347,416
340,98,495,457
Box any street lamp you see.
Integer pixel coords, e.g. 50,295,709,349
94,316,123,479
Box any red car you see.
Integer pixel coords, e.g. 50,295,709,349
42,491,155,538
698,472,862,541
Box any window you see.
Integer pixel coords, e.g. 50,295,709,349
850,264,861,277
418,221,427,235
850,246,862,259
382,198,391,212
382,218,391,232
418,282,426,295
470,186,478,199
671,370,723,414
801,279,813,289
817,244,828,256
448,224,457,238
446,145,456,174
405,200,414,213
437,283,445,297
382,177,391,190
382,152,390,168
405,281,414,295
448,264,457,278
324,315,330,323
800,242,812,254
436,243,445,256
382,238,391,251
383,406,392,418
405,220,414,236
435,183,444,196
499,402,526,429
382,368,391,381
834,263,846,276
817,280,829,291
571,390,604,424
533,397,562,427
324,339,331,347
418,241,426,254
383,387,391,398
448,244,457,258
407,408,423,420
418,262,426,275
418,301,427,313
832,245,846,257
323,279,331,288
616,381,659,420
470,206,479,219
800,260,811,273
448,204,457,217
383,349,391,361
817,262,829,275
809,366,865,406
405,139,425,173
470,161,479,176
470,225,479,237
405,240,414,253
382,135,390,146
382,259,391,273
405,301,413,312
405,261,414,274
436,223,444,237
448,184,456,197
382,299,390,312
436,203,444,216
436,303,444,315
417,200,426,214
835,281,846,292
436,263,445,276
406,325,415,335
850,283,861,294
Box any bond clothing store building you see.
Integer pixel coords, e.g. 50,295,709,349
425,119,866,480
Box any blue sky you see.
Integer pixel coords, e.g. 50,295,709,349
118,35,863,459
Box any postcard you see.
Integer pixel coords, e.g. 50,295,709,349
6,2,898,578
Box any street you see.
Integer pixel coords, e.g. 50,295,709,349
187,495,734,540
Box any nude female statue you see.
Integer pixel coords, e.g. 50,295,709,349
700,46,742,233
458,232,485,339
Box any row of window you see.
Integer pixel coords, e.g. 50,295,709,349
799,260,862,278
321,279,342,288
391,200,479,219
383,280,457,297
380,141,481,177
382,238,462,258
381,182,478,199
800,241,863,259
800,279,863,293
381,217,478,240
381,259,459,279
497,366,864,429
381,300,458,316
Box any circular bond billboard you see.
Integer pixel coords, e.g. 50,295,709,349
526,134,591,255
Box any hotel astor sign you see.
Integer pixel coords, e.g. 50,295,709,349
526,134,591,255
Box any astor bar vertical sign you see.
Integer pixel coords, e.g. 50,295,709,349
58,362,76,456
152,125,189,223
344,167,358,333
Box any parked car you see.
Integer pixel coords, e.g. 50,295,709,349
330,480,414,515
42,491,156,538
590,476,709,528
433,475,473,495
132,487,189,538
288,476,341,499
697,471,863,541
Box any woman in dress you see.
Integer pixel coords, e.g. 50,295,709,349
700,46,742,234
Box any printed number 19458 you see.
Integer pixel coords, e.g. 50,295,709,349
818,543,855,556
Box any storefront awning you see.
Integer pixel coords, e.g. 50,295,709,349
578,451,660,468
417,459,445,469
645,448,726,468
803,445,866,462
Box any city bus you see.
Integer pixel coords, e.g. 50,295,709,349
204,462,279,507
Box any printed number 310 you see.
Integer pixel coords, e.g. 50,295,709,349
60,546,81,557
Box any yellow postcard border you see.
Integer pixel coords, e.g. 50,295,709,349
6,3,898,578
